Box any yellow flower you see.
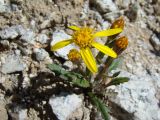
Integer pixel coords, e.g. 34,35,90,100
51,26,122,73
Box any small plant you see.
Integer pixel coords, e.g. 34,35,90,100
49,17,129,120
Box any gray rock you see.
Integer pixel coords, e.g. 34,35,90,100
110,69,160,120
0,0,6,13
1,54,26,74
18,109,27,120
125,3,139,22
11,4,20,11
49,93,83,120
36,33,49,44
51,30,76,59
7,103,40,120
18,108,40,120
0,0,10,13
33,48,49,61
90,0,118,13
0,26,19,39
150,34,160,51
0,25,27,40
40,12,62,29
20,30,36,44
13,25,27,36
103,11,122,22
114,0,131,9
63,61,74,70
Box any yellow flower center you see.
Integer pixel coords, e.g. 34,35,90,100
72,27,94,48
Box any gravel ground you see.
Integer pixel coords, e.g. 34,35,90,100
0,0,160,120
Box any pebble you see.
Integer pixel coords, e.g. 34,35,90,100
0,25,27,40
18,109,27,120
33,48,49,61
49,93,83,120
0,0,10,13
1,53,26,74
103,11,122,22
0,26,19,39
63,61,74,70
114,0,131,9
20,30,36,45
90,0,118,13
36,33,49,44
125,3,139,22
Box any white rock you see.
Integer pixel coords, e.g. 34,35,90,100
20,30,36,45
0,26,18,39
63,61,74,70
103,11,122,22
1,54,26,74
0,0,5,13
111,70,160,120
0,0,10,13
49,93,83,120
91,0,118,13
36,33,49,44
13,25,27,35
18,109,27,120
0,25,27,40
11,4,19,11
115,0,131,9
51,30,76,59
33,48,49,61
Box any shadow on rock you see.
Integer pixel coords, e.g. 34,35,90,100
5,72,85,120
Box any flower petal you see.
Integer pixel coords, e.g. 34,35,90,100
93,28,122,37
51,39,73,51
92,42,117,58
80,48,97,73
68,26,80,31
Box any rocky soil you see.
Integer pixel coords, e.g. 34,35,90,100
0,0,160,120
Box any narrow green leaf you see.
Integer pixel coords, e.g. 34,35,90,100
112,71,121,77
66,73,90,88
67,72,83,78
59,74,69,80
108,77,129,86
72,78,90,88
96,98,110,120
88,93,110,120
108,58,122,72
48,64,90,88
47,64,68,75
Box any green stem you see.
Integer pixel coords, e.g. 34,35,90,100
95,57,113,81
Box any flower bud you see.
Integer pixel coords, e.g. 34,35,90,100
110,17,124,30
115,36,128,49
68,49,81,63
